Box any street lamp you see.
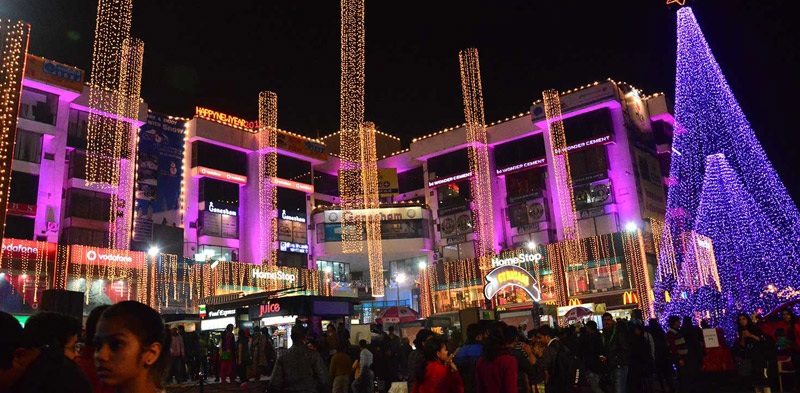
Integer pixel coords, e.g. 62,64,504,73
148,246,160,257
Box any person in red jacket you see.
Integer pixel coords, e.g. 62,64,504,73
411,336,464,393
475,324,518,393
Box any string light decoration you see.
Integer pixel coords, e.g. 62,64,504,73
542,89,581,306
86,0,133,187
658,8,800,328
458,48,496,272
258,91,279,266
339,0,366,253
679,231,720,293
362,122,384,297
0,20,30,243
109,37,143,250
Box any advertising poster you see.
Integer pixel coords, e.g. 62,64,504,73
134,113,185,242
634,148,667,220
278,220,293,242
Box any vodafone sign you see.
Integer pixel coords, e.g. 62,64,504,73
70,245,146,268
195,166,247,185
1,239,57,260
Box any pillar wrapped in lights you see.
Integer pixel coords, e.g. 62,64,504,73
0,20,30,244
109,37,143,250
458,48,495,272
338,0,366,254
542,89,581,306
85,0,133,187
258,91,279,266
362,122,384,297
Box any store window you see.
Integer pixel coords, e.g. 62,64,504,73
199,178,239,206
13,129,43,163
196,245,238,262
20,87,58,125
64,189,111,221
398,167,424,193
441,241,475,262
316,261,351,282
569,145,609,182
9,171,39,205
278,252,306,269
277,154,312,184
313,171,339,197
564,233,631,296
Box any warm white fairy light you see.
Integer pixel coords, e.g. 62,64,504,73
458,48,495,271
86,0,133,188
258,91,279,266
542,89,582,305
363,122,384,297
339,0,366,254
0,20,30,241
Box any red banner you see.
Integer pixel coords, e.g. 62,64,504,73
196,166,247,185
6,202,36,217
1,239,57,261
69,245,147,269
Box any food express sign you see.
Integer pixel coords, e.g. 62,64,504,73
483,265,541,302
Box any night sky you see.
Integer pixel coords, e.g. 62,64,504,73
2,0,798,202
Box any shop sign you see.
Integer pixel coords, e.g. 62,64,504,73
252,268,297,283
199,304,207,319
280,209,306,223
69,245,146,268
445,235,466,245
496,158,546,175
324,206,422,223
491,251,542,268
196,166,247,185
483,265,541,302
279,242,308,254
378,168,399,198
622,291,639,305
1,239,58,260
273,177,314,193
207,309,236,318
259,301,281,315
24,54,84,91
6,203,36,217
207,202,237,216
428,172,472,188
196,106,258,130
568,298,583,306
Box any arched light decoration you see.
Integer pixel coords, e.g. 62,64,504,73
86,0,133,188
542,89,582,306
362,121,384,297
0,20,30,243
339,0,366,254
258,91,279,266
458,48,495,272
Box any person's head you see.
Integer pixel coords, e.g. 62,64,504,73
413,329,434,349
23,312,82,362
94,301,166,390
700,319,711,329
503,325,519,347
602,313,615,331
0,311,38,390
401,337,409,346
585,320,598,333
737,313,752,329
465,323,480,344
225,324,233,333
668,315,681,330
178,325,185,333
388,326,396,335
328,324,336,332
632,309,643,322
631,323,645,336
290,325,307,345
359,339,367,349
534,325,557,345
422,336,448,363
85,305,111,348
171,327,178,336
682,316,694,328
261,327,269,336
782,308,795,323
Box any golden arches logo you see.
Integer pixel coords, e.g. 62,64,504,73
622,291,639,305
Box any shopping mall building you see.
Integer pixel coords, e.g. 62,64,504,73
1,53,674,328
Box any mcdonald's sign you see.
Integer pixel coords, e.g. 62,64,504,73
568,298,583,306
622,291,639,305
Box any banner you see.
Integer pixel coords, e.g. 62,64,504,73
24,54,84,92
377,168,399,198
134,113,186,243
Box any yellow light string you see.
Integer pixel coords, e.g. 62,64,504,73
85,0,133,188
458,48,495,272
339,0,366,254
33,242,44,303
542,89,583,305
258,91,279,266
362,122,384,297
0,21,30,239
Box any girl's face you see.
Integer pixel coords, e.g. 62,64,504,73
782,311,793,323
738,315,748,327
64,334,80,362
94,318,160,388
436,344,449,363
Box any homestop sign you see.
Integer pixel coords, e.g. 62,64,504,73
483,264,541,302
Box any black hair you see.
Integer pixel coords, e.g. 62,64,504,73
602,312,613,320
100,301,167,388
667,315,681,326
22,312,81,350
482,324,516,361
413,329,434,349
291,325,307,343
585,320,598,331
466,323,479,342
85,305,111,346
388,326,394,332
535,325,558,339
0,311,23,369
359,339,367,348
736,312,753,331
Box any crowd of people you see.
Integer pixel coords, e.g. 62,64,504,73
2,302,800,393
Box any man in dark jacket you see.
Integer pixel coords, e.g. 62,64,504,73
534,325,569,393
453,323,487,393
602,313,630,393
582,320,606,393
269,325,328,393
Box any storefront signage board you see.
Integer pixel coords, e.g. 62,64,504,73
484,265,541,302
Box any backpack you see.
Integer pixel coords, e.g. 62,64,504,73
556,343,584,390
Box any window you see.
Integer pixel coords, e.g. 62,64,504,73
277,154,312,184
316,261,351,282
277,188,306,218
68,150,87,180
505,167,546,203
278,252,306,268
199,178,239,206
13,130,43,163
60,227,109,247
191,141,247,176
569,145,609,182
494,134,546,169
67,109,90,148
20,87,58,125
313,171,339,197
563,108,613,146
64,189,111,221
564,233,631,296
398,167,424,193
427,149,469,181
3,216,35,240
9,171,39,205
441,241,475,262
437,180,470,210
196,245,238,262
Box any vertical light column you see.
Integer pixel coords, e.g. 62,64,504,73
86,0,133,187
0,20,30,246
542,89,580,306
458,48,495,272
109,37,143,250
362,122,384,296
258,91,278,266
339,0,365,254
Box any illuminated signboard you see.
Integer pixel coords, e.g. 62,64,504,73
428,172,473,188
1,238,58,261
207,202,237,216
69,245,147,269
252,268,297,282
490,251,542,268
483,264,541,302
196,106,258,130
622,291,639,305
279,242,309,254
496,158,546,175
273,177,314,193
24,54,84,92
280,210,306,223
196,166,247,185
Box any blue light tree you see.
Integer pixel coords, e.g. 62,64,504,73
658,7,800,326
